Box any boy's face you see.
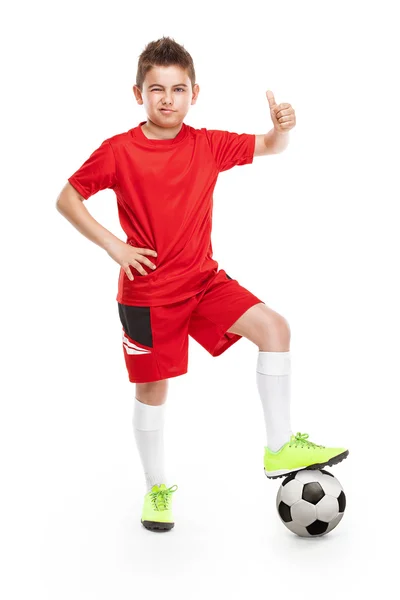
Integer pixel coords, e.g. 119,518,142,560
133,65,199,126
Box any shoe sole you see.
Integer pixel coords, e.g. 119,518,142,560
264,449,349,479
141,519,175,532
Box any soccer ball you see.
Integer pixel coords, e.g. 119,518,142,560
276,469,346,537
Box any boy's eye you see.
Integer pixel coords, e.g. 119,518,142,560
151,88,185,92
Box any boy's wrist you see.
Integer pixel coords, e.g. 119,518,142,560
102,234,123,252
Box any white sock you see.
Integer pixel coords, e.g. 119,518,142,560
133,397,168,492
256,351,293,452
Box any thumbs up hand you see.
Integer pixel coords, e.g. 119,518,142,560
266,90,296,133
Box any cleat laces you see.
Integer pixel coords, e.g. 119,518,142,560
289,432,325,449
150,485,178,511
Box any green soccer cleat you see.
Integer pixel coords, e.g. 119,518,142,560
141,483,178,531
264,432,349,479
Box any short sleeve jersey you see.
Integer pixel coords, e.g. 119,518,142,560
68,121,255,306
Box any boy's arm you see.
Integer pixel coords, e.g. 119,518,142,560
254,128,290,157
56,182,121,252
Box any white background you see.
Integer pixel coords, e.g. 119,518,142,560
1,0,399,597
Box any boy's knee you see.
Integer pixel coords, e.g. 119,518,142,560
136,379,168,405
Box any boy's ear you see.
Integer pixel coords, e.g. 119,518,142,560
133,85,143,104
192,84,200,103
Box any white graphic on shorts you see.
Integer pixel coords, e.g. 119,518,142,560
122,332,152,355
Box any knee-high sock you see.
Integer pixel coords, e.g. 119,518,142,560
133,397,167,492
256,351,293,452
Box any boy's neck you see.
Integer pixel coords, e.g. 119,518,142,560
141,120,183,140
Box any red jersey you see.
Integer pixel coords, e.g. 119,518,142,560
68,121,255,306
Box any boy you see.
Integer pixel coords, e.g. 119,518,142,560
56,36,349,532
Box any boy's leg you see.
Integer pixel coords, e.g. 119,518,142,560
189,269,348,478
133,381,169,492
134,381,179,531
226,301,294,451
226,302,349,477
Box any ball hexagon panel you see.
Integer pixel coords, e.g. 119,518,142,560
295,469,326,485
279,478,304,507
291,500,317,527
316,495,340,522
319,474,343,497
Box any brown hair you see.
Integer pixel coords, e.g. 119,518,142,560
136,36,196,92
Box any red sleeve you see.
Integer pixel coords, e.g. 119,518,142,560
67,140,117,200
204,129,255,172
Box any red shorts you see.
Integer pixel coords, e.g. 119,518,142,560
117,268,265,383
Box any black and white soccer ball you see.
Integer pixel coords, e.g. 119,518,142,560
276,469,346,537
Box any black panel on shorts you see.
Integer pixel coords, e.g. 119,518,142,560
226,273,232,280
118,303,154,348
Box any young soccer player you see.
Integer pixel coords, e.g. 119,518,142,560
57,36,349,532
